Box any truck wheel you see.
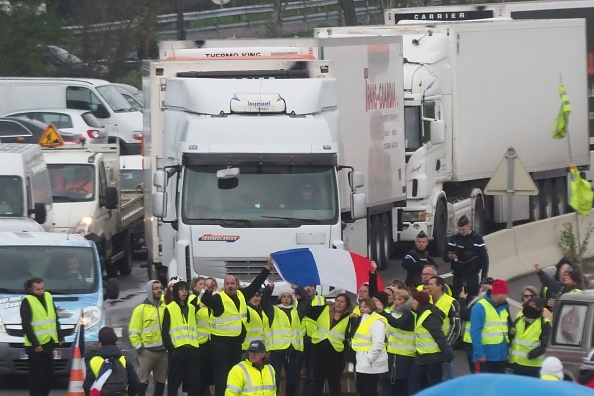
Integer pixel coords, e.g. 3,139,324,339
379,213,391,270
116,233,133,276
429,200,447,257
529,194,541,221
553,177,567,216
541,179,554,219
473,196,485,236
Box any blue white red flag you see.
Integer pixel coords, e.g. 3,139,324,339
270,248,384,293
90,362,112,396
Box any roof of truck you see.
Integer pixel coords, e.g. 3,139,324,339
0,232,92,246
558,289,594,302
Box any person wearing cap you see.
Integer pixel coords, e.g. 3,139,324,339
427,276,460,380
578,348,594,388
408,291,453,394
402,231,438,288
470,279,512,373
443,214,489,301
298,285,325,396
201,259,273,396
226,340,276,396
242,288,272,351
508,296,552,377
163,276,182,305
540,356,564,381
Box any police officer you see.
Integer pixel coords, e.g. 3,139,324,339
443,215,489,300
402,231,438,288
226,340,276,396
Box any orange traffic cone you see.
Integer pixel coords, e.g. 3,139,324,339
67,342,85,396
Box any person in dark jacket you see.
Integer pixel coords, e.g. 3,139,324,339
408,291,453,395
402,231,438,288
536,262,584,296
83,326,140,396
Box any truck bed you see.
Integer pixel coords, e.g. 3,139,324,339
120,189,143,231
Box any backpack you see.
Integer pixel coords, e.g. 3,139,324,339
99,357,128,396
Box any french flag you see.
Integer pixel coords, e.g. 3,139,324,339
270,248,383,293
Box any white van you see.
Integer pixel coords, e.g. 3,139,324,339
0,144,53,230
0,78,143,154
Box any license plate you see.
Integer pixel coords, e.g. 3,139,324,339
20,349,62,360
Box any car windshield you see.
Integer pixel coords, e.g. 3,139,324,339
0,176,23,217
48,164,95,202
0,246,98,293
182,165,338,227
96,84,136,113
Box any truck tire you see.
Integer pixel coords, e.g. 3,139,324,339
541,179,554,219
116,232,133,276
553,177,567,216
105,262,119,278
473,196,485,236
429,200,447,258
379,213,391,270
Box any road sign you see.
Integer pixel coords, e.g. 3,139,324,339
484,147,539,196
39,124,64,147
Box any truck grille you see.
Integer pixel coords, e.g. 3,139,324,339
224,261,283,283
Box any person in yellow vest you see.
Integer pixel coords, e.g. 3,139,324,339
226,340,276,396
20,277,64,396
243,288,271,351
161,281,201,396
305,292,352,396
470,279,513,373
378,288,416,396
128,280,168,396
83,326,140,396
540,356,565,381
351,296,388,396
427,276,460,380
189,277,215,396
351,261,379,317
262,283,311,396
535,259,572,300
201,259,272,396
508,297,552,378
298,285,325,396
408,291,453,395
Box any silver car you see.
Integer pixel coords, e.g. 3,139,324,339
2,108,108,144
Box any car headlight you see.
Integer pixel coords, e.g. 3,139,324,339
83,306,102,329
73,216,94,236
401,211,427,223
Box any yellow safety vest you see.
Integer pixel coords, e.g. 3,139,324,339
477,299,509,345
242,307,268,350
129,302,165,350
463,320,472,343
311,306,349,352
188,294,210,344
433,293,455,337
226,360,276,396
24,293,58,347
266,306,304,352
509,317,549,367
353,305,361,316
301,295,325,338
415,310,440,355
351,312,387,352
211,291,247,337
166,302,199,348
541,374,560,381
90,355,127,377
386,311,416,357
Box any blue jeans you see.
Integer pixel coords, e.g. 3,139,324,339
409,362,443,395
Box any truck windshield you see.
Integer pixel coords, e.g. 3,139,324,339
182,165,338,226
47,164,95,202
96,84,136,113
405,106,422,153
0,176,23,217
0,246,98,293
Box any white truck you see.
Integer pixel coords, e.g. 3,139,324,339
144,36,406,289
311,19,590,256
42,143,144,276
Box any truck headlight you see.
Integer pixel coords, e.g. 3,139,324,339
73,217,94,236
401,211,427,223
0,316,5,333
83,306,102,329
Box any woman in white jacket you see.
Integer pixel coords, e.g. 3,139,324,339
351,296,389,396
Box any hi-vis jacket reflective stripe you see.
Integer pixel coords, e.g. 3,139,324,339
242,306,269,350
509,317,550,367
352,312,387,352
225,360,276,396
477,299,509,345
415,310,440,355
311,305,349,352
463,320,472,343
211,291,248,337
90,355,127,377
434,293,455,336
387,311,416,357
166,302,199,348
129,302,165,350
301,295,325,338
196,305,211,345
266,306,304,351
24,293,58,347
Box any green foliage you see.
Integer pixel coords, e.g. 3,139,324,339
558,222,594,265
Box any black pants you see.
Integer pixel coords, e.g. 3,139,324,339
270,351,302,396
28,347,54,396
509,363,540,378
198,342,214,395
478,360,507,373
211,341,243,396
452,272,479,301
300,337,315,396
408,362,443,395
464,343,476,374
356,373,380,396
311,342,345,396
168,347,200,396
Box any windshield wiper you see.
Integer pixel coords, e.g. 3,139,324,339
260,216,321,224
195,218,252,227
0,287,15,293
52,195,78,202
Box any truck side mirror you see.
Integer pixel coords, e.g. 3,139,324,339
30,202,47,224
430,120,445,145
153,191,167,218
349,171,365,190
94,104,110,119
350,193,366,220
153,170,167,189
104,186,119,209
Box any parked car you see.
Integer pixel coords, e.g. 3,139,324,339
2,109,107,144
40,45,108,77
0,117,80,144
113,83,143,111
